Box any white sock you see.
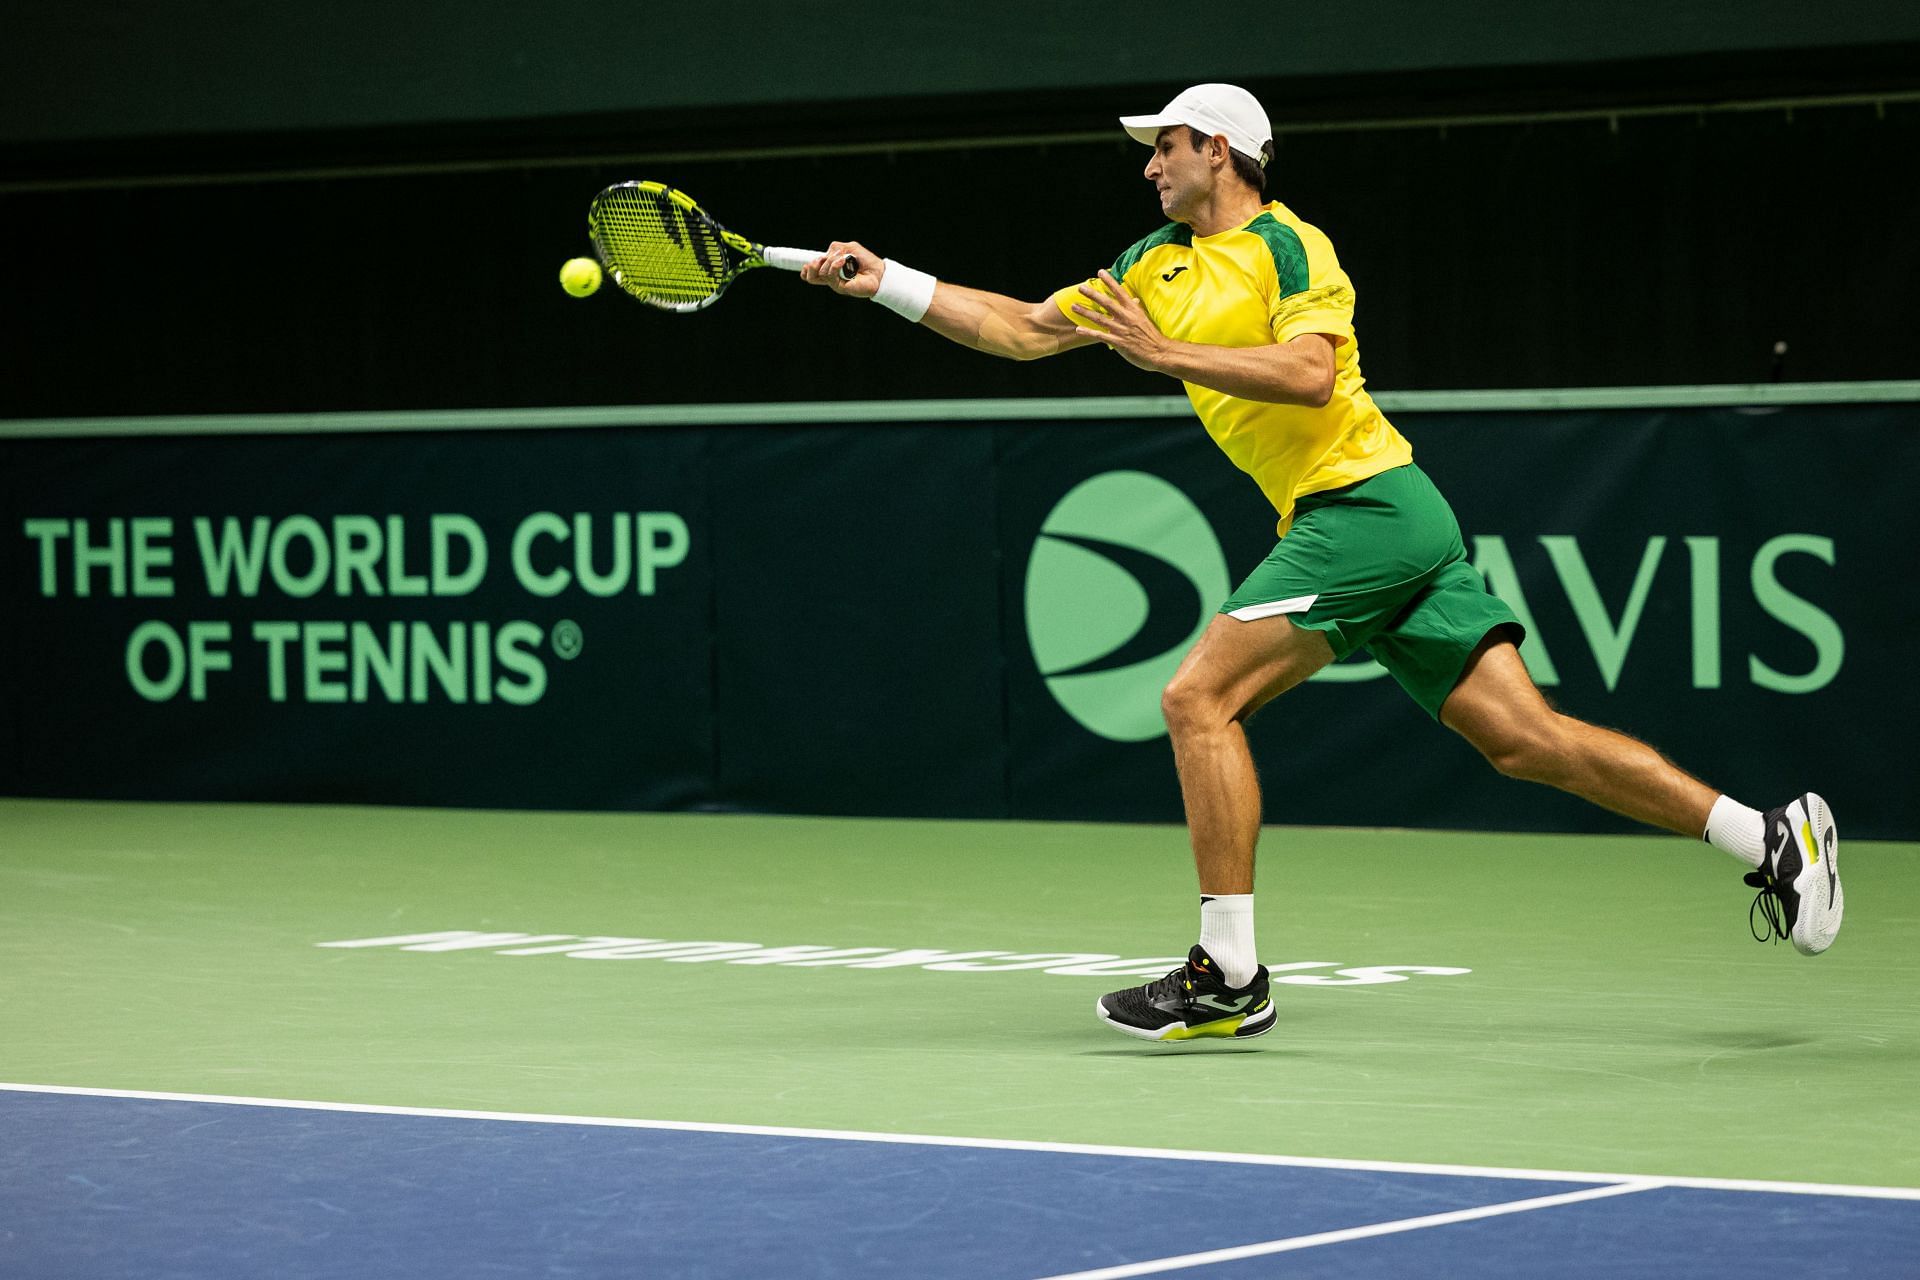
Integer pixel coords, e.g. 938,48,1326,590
1198,894,1258,987
1704,795,1766,868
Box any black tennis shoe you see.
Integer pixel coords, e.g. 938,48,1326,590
1095,945,1275,1042
1744,792,1843,956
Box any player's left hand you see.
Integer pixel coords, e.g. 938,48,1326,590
1071,270,1172,373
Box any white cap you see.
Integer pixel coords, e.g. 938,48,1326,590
1120,83,1273,168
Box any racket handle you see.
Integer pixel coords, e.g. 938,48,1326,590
763,245,863,280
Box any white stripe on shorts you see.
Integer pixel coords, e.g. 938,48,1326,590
1226,594,1320,622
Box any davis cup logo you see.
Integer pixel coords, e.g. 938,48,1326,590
1024,471,1229,741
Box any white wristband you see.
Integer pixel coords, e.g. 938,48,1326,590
872,259,937,322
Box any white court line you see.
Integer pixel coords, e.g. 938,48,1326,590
1028,1181,1663,1280
4,1082,1919,1202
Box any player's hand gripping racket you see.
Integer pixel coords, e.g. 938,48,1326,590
588,180,856,313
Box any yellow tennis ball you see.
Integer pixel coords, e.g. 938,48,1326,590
559,257,602,298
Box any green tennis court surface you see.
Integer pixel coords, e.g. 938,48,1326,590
2,797,1915,1189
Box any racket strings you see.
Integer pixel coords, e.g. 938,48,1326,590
591,187,739,306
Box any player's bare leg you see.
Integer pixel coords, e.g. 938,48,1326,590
1160,613,1336,893
1093,613,1332,1041
1441,631,1844,955
1439,633,1714,835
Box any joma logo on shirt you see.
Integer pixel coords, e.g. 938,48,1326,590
1161,266,1189,282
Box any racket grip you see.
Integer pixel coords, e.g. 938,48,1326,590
763,246,863,279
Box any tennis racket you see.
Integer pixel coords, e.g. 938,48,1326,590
587,180,856,313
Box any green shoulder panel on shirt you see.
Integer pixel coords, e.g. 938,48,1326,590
1244,213,1310,298
1110,223,1193,284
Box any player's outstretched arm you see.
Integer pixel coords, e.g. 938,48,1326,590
800,241,1094,362
923,280,1092,362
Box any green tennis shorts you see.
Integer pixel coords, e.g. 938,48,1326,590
1219,463,1522,719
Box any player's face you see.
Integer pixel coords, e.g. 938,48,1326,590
1144,127,1216,221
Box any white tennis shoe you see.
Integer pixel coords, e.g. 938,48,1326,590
1743,793,1843,955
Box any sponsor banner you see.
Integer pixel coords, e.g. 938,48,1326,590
1,430,716,810
3,402,1912,836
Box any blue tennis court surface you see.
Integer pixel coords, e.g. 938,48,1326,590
4,1086,1915,1278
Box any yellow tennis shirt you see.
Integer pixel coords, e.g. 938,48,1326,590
1054,201,1411,534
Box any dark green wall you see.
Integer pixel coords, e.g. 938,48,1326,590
3,101,1914,412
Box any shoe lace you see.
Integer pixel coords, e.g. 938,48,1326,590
1144,964,1194,1008
1744,869,1787,944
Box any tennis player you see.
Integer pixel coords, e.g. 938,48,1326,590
800,84,1843,1043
